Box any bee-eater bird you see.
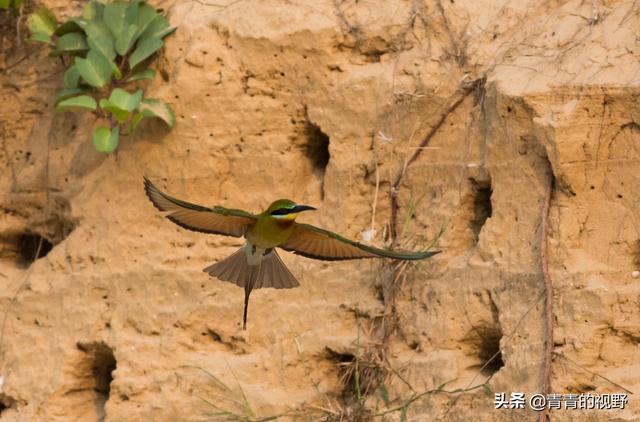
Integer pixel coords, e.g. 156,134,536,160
144,177,440,329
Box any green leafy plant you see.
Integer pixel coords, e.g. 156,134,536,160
0,0,24,9
28,0,176,153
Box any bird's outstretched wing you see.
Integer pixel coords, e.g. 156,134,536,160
280,223,440,261
144,177,257,237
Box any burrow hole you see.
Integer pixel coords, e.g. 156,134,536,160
467,295,504,376
325,348,358,400
0,210,75,268
631,239,640,269
0,393,15,416
77,341,116,421
304,115,330,199
325,346,384,406
469,177,492,243
17,233,53,266
0,231,55,268
476,325,505,375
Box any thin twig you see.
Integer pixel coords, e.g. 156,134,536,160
376,374,494,417
370,159,380,231
192,0,243,9
389,78,484,243
16,2,24,46
0,104,52,366
553,352,633,395
539,170,554,422
0,237,44,364
1,52,31,71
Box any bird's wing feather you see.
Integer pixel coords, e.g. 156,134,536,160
280,223,441,261
144,177,256,237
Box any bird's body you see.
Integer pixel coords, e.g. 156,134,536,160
144,178,440,329
246,206,297,249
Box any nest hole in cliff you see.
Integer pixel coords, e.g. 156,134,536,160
325,346,386,406
0,230,54,268
469,177,492,243
631,239,640,269
0,203,75,268
0,391,17,416
16,232,53,266
0,398,7,416
463,292,504,375
476,325,504,375
77,341,117,418
304,115,330,198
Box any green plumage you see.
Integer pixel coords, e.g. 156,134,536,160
144,177,440,328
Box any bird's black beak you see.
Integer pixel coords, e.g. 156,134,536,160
292,205,316,213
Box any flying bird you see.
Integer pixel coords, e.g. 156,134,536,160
144,177,440,329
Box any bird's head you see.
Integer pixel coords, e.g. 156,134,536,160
264,199,316,221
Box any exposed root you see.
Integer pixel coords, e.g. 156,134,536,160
539,168,554,422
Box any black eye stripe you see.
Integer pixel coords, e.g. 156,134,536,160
271,208,294,216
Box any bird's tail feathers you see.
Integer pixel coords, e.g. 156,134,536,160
204,247,300,329
203,248,247,288
253,250,300,289
203,248,300,290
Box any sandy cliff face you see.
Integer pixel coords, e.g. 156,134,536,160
1,0,639,420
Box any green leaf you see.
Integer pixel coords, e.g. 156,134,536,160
103,2,128,38
53,20,82,36
84,19,112,41
82,1,103,20
75,49,113,87
54,87,84,105
29,32,53,44
111,62,123,80
139,14,174,41
129,112,144,132
85,20,116,61
99,88,142,123
0,0,11,9
70,17,88,30
63,65,80,88
51,32,88,56
109,88,143,111
134,3,157,37
138,98,175,127
28,7,57,35
28,7,57,43
129,36,163,69
56,95,97,112
99,99,130,123
124,1,141,25
93,126,119,153
115,24,139,55
99,88,140,122
126,69,155,82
